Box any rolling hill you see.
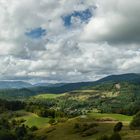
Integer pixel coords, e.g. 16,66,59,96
0,73,140,100
0,81,32,89
28,73,140,94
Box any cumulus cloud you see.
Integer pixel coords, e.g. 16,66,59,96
81,0,140,44
0,0,139,83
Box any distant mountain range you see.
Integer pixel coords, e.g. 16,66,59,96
0,73,140,92
97,73,140,83
0,73,140,100
35,73,140,93
0,81,32,89
0,81,66,89
33,83,66,88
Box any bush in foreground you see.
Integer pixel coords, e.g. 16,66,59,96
113,122,123,132
130,111,140,130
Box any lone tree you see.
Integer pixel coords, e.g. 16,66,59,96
113,122,123,132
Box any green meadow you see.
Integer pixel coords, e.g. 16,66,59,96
88,112,133,122
32,93,65,99
7,110,140,140
34,113,139,140
15,111,50,127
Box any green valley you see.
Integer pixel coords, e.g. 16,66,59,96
0,74,140,140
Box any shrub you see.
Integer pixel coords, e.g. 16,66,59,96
30,126,38,131
15,124,28,138
113,122,123,132
49,118,55,125
19,119,26,123
57,118,68,123
130,111,140,129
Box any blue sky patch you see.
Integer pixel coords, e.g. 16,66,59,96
25,27,46,39
62,8,92,27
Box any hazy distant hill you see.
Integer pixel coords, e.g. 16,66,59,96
0,73,140,99
97,73,140,83
0,81,66,89
1,73,139,90
0,81,32,89
33,83,65,87
27,73,140,94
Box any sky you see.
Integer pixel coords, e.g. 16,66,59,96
0,0,140,83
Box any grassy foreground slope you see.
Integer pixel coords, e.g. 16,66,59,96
4,108,140,140
34,113,138,140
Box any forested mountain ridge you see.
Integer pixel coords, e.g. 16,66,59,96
0,73,139,100
0,81,32,89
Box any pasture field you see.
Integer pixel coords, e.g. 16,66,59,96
88,112,133,122
32,93,65,99
34,112,138,140
15,111,50,127
35,115,140,140
14,111,140,140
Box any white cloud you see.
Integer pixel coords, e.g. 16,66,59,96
81,0,140,44
0,0,139,83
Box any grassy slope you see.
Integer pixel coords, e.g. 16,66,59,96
13,111,140,140
35,117,114,140
34,113,139,140
15,111,50,128
88,112,133,122
23,114,50,127
31,93,65,99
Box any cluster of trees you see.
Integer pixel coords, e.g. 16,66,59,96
28,92,140,117
130,111,140,129
26,103,65,118
0,88,35,100
89,82,140,115
0,99,25,113
0,117,44,140
28,98,87,117
98,97,140,115
42,82,140,117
